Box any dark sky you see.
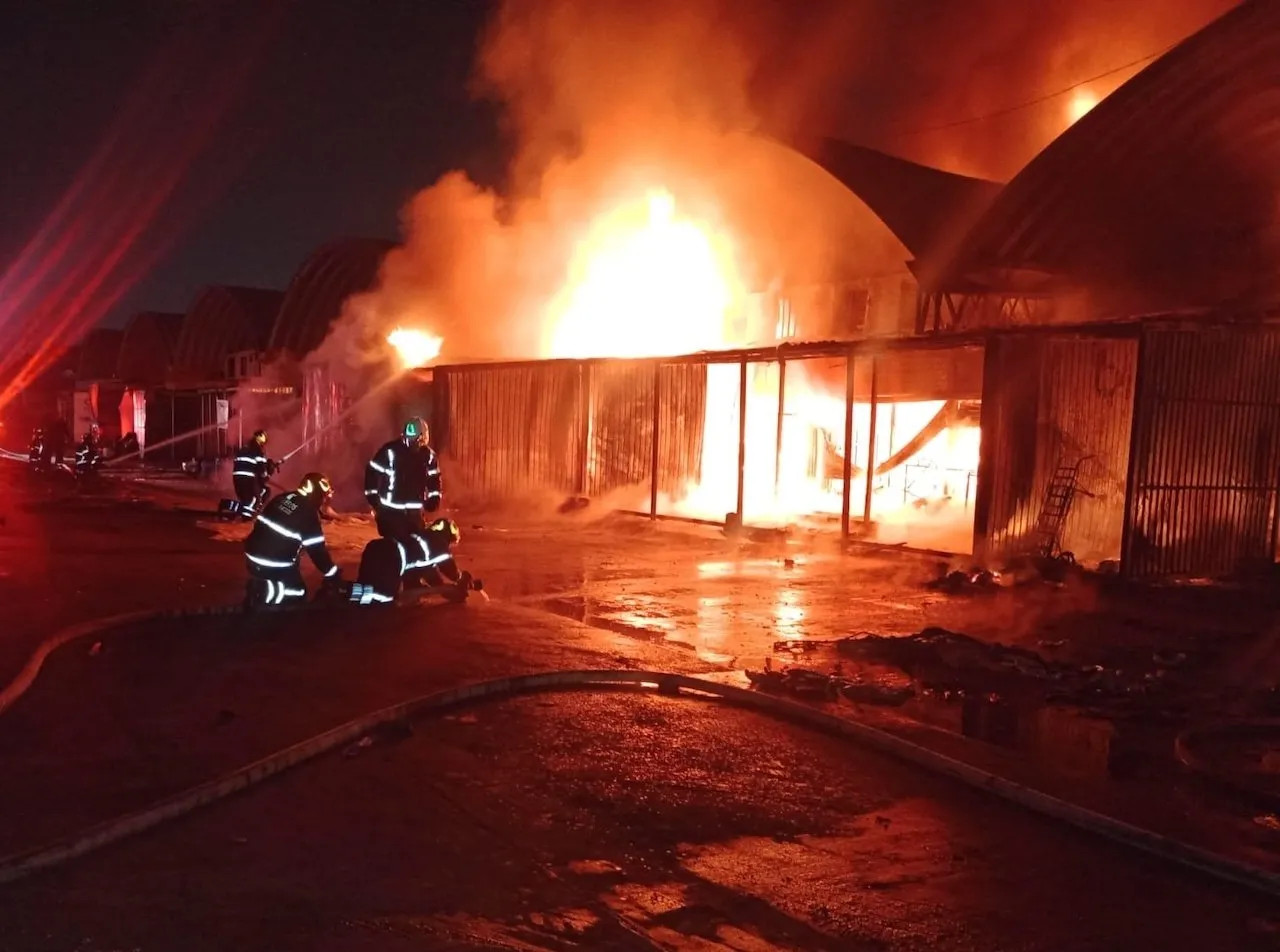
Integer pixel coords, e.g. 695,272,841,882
0,0,503,328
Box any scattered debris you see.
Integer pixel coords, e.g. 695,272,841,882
1253,814,1280,832
783,558,796,569
88,641,102,656
344,736,375,758
746,658,913,706
1038,639,1067,649
925,569,999,595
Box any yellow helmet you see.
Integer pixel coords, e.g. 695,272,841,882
429,518,461,546
297,472,333,500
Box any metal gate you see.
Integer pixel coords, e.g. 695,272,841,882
1122,324,1280,579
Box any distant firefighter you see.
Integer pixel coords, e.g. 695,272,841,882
228,429,277,518
350,517,463,605
243,472,341,609
28,428,44,469
363,416,443,545
73,424,103,477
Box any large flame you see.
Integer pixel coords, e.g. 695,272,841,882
545,189,743,358
387,327,443,368
542,185,981,552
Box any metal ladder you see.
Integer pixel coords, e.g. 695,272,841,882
1029,459,1086,558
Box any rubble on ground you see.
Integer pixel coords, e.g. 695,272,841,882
925,552,1084,595
835,627,1210,719
745,658,913,707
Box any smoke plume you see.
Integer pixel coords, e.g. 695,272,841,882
345,0,1239,364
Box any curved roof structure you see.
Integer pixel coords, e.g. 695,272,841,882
116,311,183,386
940,0,1280,305
269,237,393,359
171,286,282,384
787,137,1003,277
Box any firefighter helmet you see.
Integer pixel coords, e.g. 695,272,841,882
252,429,267,447
402,417,429,448
297,472,333,500
428,517,461,546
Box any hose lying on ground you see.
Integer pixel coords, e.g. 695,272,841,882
1,608,1280,897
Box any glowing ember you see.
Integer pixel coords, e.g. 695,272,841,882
1067,89,1099,124
545,188,743,358
387,327,443,368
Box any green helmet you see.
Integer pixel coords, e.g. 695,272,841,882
402,416,429,448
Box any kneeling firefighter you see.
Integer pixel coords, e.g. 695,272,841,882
349,517,465,605
243,472,341,608
222,429,277,519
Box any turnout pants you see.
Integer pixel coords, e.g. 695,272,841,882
352,537,403,604
245,559,308,608
234,475,270,517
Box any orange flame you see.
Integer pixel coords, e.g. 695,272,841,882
387,327,443,368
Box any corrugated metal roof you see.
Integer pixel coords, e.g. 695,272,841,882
170,285,283,384
268,237,393,359
790,137,1004,273
940,0,1280,306
75,328,124,381
116,311,184,386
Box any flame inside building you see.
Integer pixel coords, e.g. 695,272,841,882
539,188,983,552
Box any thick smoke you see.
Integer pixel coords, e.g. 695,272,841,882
349,0,1239,363
354,0,909,363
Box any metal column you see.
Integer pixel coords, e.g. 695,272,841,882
736,359,747,518
774,359,786,496
863,357,879,524
840,352,855,538
649,362,661,518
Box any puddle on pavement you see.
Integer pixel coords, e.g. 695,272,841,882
534,594,739,666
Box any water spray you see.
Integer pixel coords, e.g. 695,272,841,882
277,372,405,464
105,421,227,467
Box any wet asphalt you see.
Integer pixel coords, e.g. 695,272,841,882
2,692,1276,951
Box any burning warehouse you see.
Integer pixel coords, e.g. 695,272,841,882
408,0,1280,581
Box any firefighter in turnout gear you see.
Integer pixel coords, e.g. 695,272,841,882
350,517,465,605
230,429,277,518
243,472,340,608
73,425,103,478
363,417,442,544
28,428,45,470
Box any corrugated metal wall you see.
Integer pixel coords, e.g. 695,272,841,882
977,334,1137,564
587,362,655,497
442,363,584,497
657,363,707,497
975,336,1044,559
1124,324,1280,579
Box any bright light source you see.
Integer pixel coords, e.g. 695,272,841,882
387,327,443,368
1067,89,1099,124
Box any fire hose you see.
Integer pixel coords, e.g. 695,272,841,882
0,607,1278,897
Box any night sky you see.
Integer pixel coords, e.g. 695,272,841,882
0,0,503,328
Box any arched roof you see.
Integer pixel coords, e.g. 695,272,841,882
939,0,1280,304
268,237,393,359
171,285,283,384
116,311,184,386
786,137,1004,276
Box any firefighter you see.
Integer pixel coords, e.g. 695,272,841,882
73,424,103,478
28,428,45,470
350,517,465,605
230,429,277,518
363,417,442,544
243,472,340,609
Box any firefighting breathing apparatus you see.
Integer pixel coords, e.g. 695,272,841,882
0,613,1277,897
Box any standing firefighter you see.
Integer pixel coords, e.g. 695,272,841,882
28,428,44,470
230,429,276,518
243,472,340,608
73,424,103,478
363,417,442,544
